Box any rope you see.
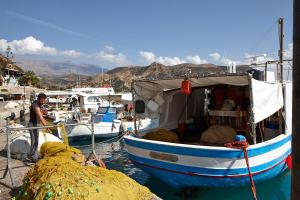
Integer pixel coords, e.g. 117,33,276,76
225,141,258,200
71,132,127,148
58,124,69,145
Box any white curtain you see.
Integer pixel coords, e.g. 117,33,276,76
251,78,283,123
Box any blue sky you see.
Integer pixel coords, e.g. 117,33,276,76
0,0,293,68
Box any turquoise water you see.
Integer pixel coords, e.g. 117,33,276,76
72,139,291,200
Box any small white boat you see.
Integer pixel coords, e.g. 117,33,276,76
65,106,121,139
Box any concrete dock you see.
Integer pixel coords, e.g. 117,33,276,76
0,129,32,200
0,101,31,200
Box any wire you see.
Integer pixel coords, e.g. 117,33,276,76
248,20,277,54
71,132,127,148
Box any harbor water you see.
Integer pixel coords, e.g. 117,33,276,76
72,139,291,200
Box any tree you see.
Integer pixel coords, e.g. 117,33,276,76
18,71,40,86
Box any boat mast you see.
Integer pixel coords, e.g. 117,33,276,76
278,18,284,82
278,18,284,135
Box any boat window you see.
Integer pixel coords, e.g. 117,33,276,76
87,96,99,102
93,114,103,123
97,107,108,114
108,107,116,113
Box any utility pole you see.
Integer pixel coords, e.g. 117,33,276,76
101,67,103,87
278,18,284,82
98,68,100,87
292,1,300,199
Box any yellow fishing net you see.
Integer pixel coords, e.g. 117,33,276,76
143,129,179,143
15,142,157,200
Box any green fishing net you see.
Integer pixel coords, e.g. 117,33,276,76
15,142,157,200
143,129,179,143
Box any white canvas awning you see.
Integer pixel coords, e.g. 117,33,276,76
251,78,283,123
134,75,249,100
135,75,249,92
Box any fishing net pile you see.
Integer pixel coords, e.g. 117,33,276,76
16,142,158,200
143,129,179,143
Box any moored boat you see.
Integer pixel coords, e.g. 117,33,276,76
124,73,292,188
64,106,121,139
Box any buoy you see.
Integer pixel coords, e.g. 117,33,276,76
181,79,191,95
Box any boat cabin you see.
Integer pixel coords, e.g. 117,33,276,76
132,74,292,146
95,106,118,123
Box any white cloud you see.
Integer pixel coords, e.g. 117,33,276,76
61,50,84,58
221,57,234,66
186,55,207,64
0,36,57,55
284,43,293,59
94,51,128,65
105,45,114,52
139,51,156,63
0,36,130,65
0,36,87,59
156,56,185,65
244,53,274,64
139,51,185,65
139,51,208,65
209,52,221,61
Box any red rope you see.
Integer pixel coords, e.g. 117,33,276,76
225,141,258,200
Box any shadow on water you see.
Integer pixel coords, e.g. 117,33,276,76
71,139,291,200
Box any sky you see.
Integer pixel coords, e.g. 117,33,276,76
0,0,293,68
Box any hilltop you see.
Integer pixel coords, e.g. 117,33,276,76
0,54,24,74
40,62,251,91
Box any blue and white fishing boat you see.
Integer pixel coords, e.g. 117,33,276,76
124,72,292,188
65,106,121,139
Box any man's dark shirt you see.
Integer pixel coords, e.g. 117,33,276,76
29,100,41,125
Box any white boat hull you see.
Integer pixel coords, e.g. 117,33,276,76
124,133,291,188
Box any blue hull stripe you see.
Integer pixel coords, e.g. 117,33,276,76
128,148,291,176
130,154,288,178
132,159,288,188
124,134,291,158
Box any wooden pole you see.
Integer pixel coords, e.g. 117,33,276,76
247,74,256,144
292,1,300,199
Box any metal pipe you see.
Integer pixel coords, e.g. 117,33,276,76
91,114,96,154
292,0,300,199
9,123,90,131
264,62,268,81
132,81,138,135
3,118,16,188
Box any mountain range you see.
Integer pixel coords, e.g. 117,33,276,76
2,56,252,91
15,58,108,76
